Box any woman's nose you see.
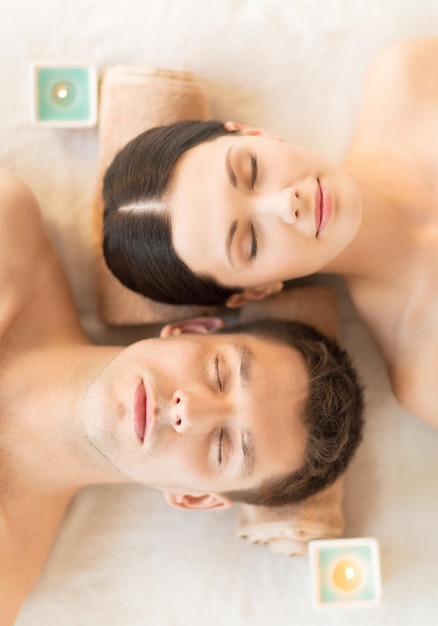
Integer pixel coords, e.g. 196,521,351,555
255,187,298,224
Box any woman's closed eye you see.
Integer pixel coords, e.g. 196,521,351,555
214,355,223,391
249,222,258,260
217,427,224,464
249,153,258,190
242,222,258,262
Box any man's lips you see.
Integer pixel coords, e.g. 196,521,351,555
133,381,147,443
315,179,332,236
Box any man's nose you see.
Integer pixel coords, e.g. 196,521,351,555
170,389,219,432
255,187,299,224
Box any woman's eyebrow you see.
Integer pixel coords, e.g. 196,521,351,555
226,220,238,268
225,146,238,188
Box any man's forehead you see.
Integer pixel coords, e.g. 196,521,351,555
217,331,300,358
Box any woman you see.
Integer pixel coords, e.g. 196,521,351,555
103,37,438,428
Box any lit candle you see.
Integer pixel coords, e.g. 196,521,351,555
30,63,98,128
332,557,363,592
53,84,70,101
308,537,381,609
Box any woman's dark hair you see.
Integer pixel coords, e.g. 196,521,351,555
102,120,243,305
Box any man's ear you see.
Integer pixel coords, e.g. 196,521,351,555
225,282,284,309
163,491,233,510
160,316,226,338
224,120,283,142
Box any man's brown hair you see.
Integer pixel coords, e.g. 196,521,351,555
220,318,364,506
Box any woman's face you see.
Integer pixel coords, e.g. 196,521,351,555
168,128,362,303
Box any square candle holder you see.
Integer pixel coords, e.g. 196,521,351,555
308,537,381,609
30,62,98,128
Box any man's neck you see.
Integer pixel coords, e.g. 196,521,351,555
0,340,127,499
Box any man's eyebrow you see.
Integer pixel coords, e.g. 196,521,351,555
225,146,238,188
231,342,256,476
241,430,256,477
238,343,253,385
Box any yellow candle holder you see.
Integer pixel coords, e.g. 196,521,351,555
308,537,381,609
29,62,98,128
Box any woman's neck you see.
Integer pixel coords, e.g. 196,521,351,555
323,156,418,286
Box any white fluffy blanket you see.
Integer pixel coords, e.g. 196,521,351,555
1,1,437,624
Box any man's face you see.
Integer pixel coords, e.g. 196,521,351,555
80,326,309,501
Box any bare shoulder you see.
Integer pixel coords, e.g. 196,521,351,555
366,37,438,100
345,37,438,160
0,169,52,328
390,327,438,430
0,169,85,344
391,362,438,430
0,168,49,264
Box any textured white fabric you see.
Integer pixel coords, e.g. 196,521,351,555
1,1,437,624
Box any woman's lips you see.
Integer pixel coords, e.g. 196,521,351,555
133,381,147,443
314,182,322,235
315,179,332,236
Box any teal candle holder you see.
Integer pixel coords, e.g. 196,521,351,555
308,537,381,609
30,62,98,128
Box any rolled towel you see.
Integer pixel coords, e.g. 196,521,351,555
236,284,339,340
236,476,344,557
235,285,345,556
92,66,214,324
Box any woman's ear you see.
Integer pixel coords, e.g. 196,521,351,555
225,282,283,308
224,121,283,141
163,491,233,510
160,316,226,338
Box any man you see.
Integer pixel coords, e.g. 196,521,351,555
0,169,363,625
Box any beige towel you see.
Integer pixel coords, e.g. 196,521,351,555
235,285,345,556
92,66,215,324
236,476,344,557
92,68,345,555
237,285,339,340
